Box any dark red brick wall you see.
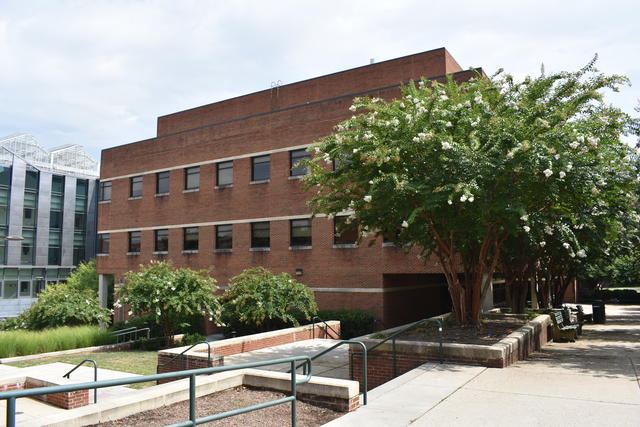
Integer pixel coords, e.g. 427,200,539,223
24,382,90,409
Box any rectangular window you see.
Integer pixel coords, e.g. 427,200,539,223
99,181,112,201
0,166,11,187
251,155,270,181
216,161,233,187
290,219,312,247
3,281,17,299
155,229,169,252
19,281,30,297
130,176,143,198
76,179,88,198
52,175,65,194
23,207,36,227
183,227,199,251
25,170,39,190
290,149,311,177
21,229,35,265
97,234,110,254
184,167,200,190
74,212,86,230
156,171,170,195
128,231,141,253
216,224,232,250
48,230,61,265
334,216,358,245
251,222,270,248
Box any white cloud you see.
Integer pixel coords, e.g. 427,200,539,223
0,0,638,159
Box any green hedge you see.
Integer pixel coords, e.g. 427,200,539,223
317,310,376,339
594,289,640,303
0,326,115,358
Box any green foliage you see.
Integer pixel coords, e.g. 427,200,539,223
13,283,111,330
317,310,375,339
594,288,640,303
304,60,639,324
66,259,99,294
0,326,114,358
183,333,207,346
220,267,318,336
117,261,221,342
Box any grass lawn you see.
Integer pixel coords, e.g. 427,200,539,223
7,351,159,389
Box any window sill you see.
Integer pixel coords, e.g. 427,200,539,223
333,244,358,249
289,245,312,251
215,184,233,190
155,193,169,198
250,179,270,185
126,252,140,256
382,242,396,248
128,196,142,201
288,175,306,180
183,188,199,194
214,248,233,254
153,251,169,255
96,253,109,257
250,247,270,252
98,200,111,205
182,250,199,254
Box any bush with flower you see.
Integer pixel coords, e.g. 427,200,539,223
304,58,639,325
117,261,222,344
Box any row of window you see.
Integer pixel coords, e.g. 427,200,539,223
97,217,363,254
98,149,311,201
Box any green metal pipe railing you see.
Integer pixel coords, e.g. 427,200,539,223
1,355,312,427
62,359,97,404
156,341,211,374
111,326,151,344
311,316,341,339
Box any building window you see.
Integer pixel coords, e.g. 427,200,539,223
99,181,111,201
97,234,110,254
334,216,358,245
2,281,17,299
21,229,35,265
156,171,170,195
0,168,9,264
290,219,312,247
74,179,88,266
19,281,31,297
52,175,65,194
128,231,141,253
184,167,200,190
251,155,270,181
48,231,61,265
155,229,169,252
216,161,233,187
251,222,270,248
183,227,198,251
216,224,232,250
130,176,143,198
25,170,39,190
290,149,311,177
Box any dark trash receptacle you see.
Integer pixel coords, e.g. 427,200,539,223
592,300,606,324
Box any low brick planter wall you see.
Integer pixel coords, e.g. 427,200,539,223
157,321,341,382
0,377,90,409
350,314,551,390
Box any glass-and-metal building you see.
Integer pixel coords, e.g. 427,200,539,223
0,133,99,318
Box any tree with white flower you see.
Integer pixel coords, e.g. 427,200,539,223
117,261,222,344
304,58,639,326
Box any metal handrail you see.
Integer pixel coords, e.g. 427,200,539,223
291,340,368,405
111,327,151,344
157,341,211,374
365,318,444,377
311,316,341,339
62,359,98,404
1,355,313,427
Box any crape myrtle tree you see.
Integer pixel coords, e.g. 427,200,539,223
116,261,222,343
303,59,639,326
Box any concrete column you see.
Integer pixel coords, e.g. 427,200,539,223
61,176,77,266
34,171,52,266
6,158,26,264
84,179,98,260
98,274,108,308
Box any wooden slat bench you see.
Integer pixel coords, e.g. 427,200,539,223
550,311,579,342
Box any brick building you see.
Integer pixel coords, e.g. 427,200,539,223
97,48,480,328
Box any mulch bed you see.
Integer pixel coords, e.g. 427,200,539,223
397,318,527,345
90,386,342,427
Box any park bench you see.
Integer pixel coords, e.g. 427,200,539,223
576,305,593,324
550,311,579,342
562,306,583,335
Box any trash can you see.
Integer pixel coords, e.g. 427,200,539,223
592,300,606,324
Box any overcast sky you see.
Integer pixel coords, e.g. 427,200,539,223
0,0,638,161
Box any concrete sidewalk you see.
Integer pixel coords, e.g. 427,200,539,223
326,305,640,427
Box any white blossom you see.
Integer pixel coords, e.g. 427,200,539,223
566,163,573,171
470,121,478,127
353,148,359,153
554,154,560,160
577,135,585,143
412,136,420,142
559,171,566,178
445,121,453,127
468,196,474,203
401,220,409,228
540,241,546,247
569,252,576,258
587,136,599,147
405,114,412,122
128,310,133,316
447,199,453,205
523,226,531,232
460,194,468,202
349,105,357,112
368,180,374,184
577,249,587,258
364,195,372,203
520,214,529,221
441,141,452,150
569,141,580,149
544,226,553,235
563,243,570,249
506,151,514,159
543,169,553,178
591,187,600,195
440,95,449,101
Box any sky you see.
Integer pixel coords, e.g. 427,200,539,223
0,0,638,161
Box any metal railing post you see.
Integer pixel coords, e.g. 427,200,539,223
63,359,98,404
189,375,196,425
291,360,297,427
361,347,368,405
392,339,397,378
6,397,15,427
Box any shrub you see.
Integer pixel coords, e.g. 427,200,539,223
317,310,375,339
220,267,318,336
66,259,99,293
183,333,207,346
0,326,114,358
16,283,111,330
594,288,640,303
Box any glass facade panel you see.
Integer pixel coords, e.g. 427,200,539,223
3,281,17,299
51,175,65,194
19,281,30,297
0,166,11,186
25,170,39,190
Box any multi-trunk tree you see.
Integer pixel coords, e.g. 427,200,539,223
304,59,639,325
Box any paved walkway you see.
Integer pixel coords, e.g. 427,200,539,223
326,304,640,426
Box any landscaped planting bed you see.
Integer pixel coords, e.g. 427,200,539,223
88,386,342,427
